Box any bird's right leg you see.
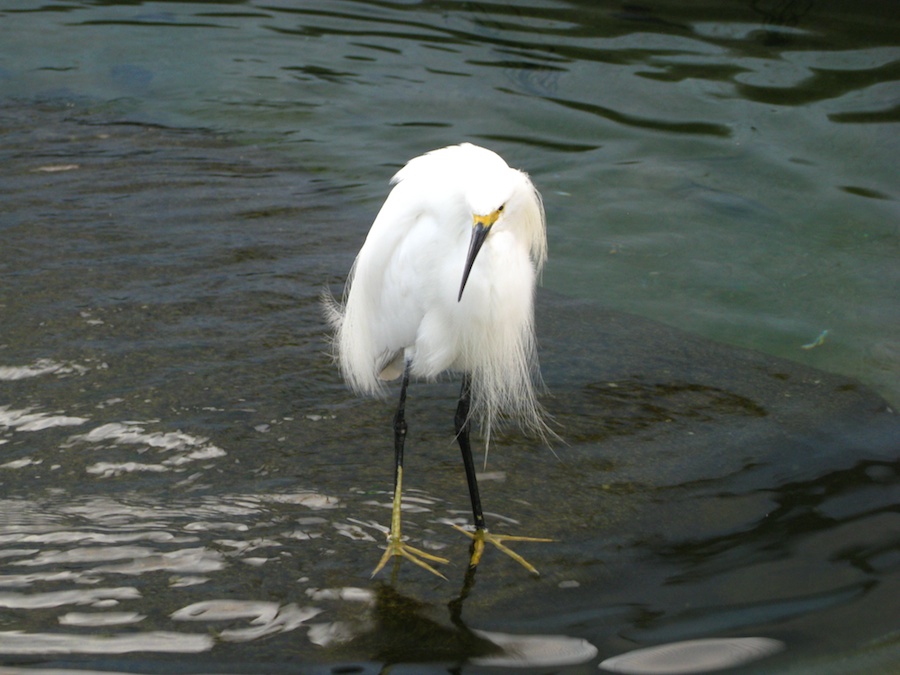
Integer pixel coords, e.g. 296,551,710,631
372,360,448,579
452,374,552,575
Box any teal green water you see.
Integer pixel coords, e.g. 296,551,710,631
3,0,897,405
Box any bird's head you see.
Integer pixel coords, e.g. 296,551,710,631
392,143,546,303
457,156,546,302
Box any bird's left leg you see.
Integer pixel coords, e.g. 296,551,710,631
451,374,552,576
372,360,449,579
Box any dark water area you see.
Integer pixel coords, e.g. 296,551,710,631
2,0,900,672
1,105,898,674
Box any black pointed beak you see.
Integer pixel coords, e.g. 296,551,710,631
458,221,490,301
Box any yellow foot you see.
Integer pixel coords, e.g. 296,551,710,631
451,524,553,576
371,535,450,580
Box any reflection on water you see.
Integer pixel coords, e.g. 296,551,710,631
0,355,596,666
599,637,785,674
0,482,321,655
0,460,593,667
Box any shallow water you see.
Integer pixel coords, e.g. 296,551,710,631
1,2,899,673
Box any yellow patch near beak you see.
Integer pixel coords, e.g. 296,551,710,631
473,208,502,229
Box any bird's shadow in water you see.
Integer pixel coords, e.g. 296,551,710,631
354,555,503,669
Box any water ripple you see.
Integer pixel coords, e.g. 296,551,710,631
0,630,213,656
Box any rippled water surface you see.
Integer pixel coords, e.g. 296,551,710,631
1,2,898,673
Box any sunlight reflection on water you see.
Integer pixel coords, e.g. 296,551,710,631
0,397,604,668
0,488,323,655
0,346,895,671
0,482,597,666
0,366,596,664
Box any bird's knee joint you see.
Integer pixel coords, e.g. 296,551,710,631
455,403,472,433
454,412,468,436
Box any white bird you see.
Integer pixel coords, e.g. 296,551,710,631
325,143,552,578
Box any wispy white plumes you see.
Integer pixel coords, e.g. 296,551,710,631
324,143,550,448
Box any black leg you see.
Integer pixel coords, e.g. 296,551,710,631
450,373,552,575
454,374,486,531
393,361,411,494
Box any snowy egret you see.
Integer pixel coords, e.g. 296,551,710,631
325,143,552,578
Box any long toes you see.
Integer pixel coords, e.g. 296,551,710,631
372,539,449,580
399,544,449,579
451,525,552,576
